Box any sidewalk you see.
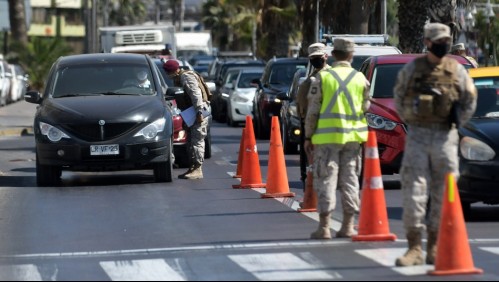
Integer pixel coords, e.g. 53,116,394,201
0,100,37,137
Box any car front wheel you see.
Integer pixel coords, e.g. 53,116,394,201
154,139,173,182
36,154,61,187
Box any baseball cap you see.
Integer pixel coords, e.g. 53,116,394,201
333,38,355,52
424,23,451,42
308,43,326,57
163,59,180,72
451,43,465,52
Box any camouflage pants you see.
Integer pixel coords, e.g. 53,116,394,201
312,142,361,215
188,118,208,166
400,126,459,233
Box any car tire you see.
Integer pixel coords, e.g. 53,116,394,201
154,139,173,182
282,121,298,154
36,154,61,187
253,116,261,139
461,201,472,220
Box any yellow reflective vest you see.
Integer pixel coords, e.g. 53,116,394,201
312,67,368,145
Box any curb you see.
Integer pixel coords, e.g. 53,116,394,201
0,127,34,137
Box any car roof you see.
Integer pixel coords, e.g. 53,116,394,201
58,53,149,67
469,67,499,78
267,57,309,64
324,45,401,56
368,54,473,66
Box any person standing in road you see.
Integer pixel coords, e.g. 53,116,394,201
450,43,479,68
393,23,477,266
163,59,210,179
304,38,371,239
296,43,331,191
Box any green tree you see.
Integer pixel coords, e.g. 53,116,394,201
108,0,148,26
13,37,72,91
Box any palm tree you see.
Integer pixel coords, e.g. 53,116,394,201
7,0,28,47
428,0,459,43
108,0,148,26
397,0,430,53
258,0,297,60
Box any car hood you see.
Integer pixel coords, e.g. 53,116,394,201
461,118,499,148
234,88,256,96
368,98,403,123
40,95,165,124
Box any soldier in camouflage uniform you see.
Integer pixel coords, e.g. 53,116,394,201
393,23,477,266
450,43,479,68
296,43,332,190
163,59,210,179
304,38,371,239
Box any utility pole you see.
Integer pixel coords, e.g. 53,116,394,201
381,0,387,34
155,0,160,24
84,0,89,53
92,0,97,53
315,0,320,42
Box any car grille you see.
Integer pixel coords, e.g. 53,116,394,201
62,123,141,142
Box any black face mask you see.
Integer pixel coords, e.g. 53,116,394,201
430,42,450,58
310,57,325,69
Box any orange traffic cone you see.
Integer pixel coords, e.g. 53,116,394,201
233,128,245,178
232,116,266,189
352,131,397,242
297,169,317,212
428,173,483,276
262,116,295,198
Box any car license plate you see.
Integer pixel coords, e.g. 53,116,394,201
90,144,119,156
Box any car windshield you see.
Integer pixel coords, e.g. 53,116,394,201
370,64,405,98
51,64,155,97
472,86,499,118
269,63,307,85
238,73,262,88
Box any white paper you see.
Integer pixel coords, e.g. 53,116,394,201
180,106,211,127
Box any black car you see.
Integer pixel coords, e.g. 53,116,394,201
278,68,307,154
253,57,308,139
25,53,175,186
458,87,499,216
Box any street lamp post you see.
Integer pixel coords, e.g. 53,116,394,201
486,0,496,66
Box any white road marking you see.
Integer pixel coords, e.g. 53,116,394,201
211,145,222,153
228,252,340,280
0,240,350,259
0,264,42,280
480,247,499,255
355,248,433,276
100,259,185,281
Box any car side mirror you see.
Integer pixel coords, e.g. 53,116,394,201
206,81,216,93
166,87,184,97
251,78,263,89
25,90,41,104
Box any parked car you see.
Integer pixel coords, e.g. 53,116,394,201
458,67,499,216
154,58,214,168
189,55,216,75
253,57,308,139
0,60,12,106
25,53,175,186
359,54,476,175
278,68,307,154
221,67,264,126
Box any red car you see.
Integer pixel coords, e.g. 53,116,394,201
359,54,476,174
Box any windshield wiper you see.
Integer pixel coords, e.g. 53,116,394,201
56,93,101,98
97,91,144,96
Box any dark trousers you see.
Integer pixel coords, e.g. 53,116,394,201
299,120,308,191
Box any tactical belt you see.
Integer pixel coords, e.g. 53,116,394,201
409,121,449,131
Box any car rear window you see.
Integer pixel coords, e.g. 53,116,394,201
238,73,262,88
269,63,307,86
370,64,405,98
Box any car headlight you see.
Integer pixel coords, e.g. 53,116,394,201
134,118,166,140
233,95,251,103
288,105,298,117
39,121,70,142
460,136,496,161
365,113,397,130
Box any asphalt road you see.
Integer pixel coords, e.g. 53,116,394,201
0,101,499,281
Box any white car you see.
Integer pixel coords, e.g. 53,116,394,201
223,68,264,126
0,60,12,106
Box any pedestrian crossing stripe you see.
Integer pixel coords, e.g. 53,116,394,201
480,247,499,255
228,252,341,280
0,264,43,281
100,259,185,281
